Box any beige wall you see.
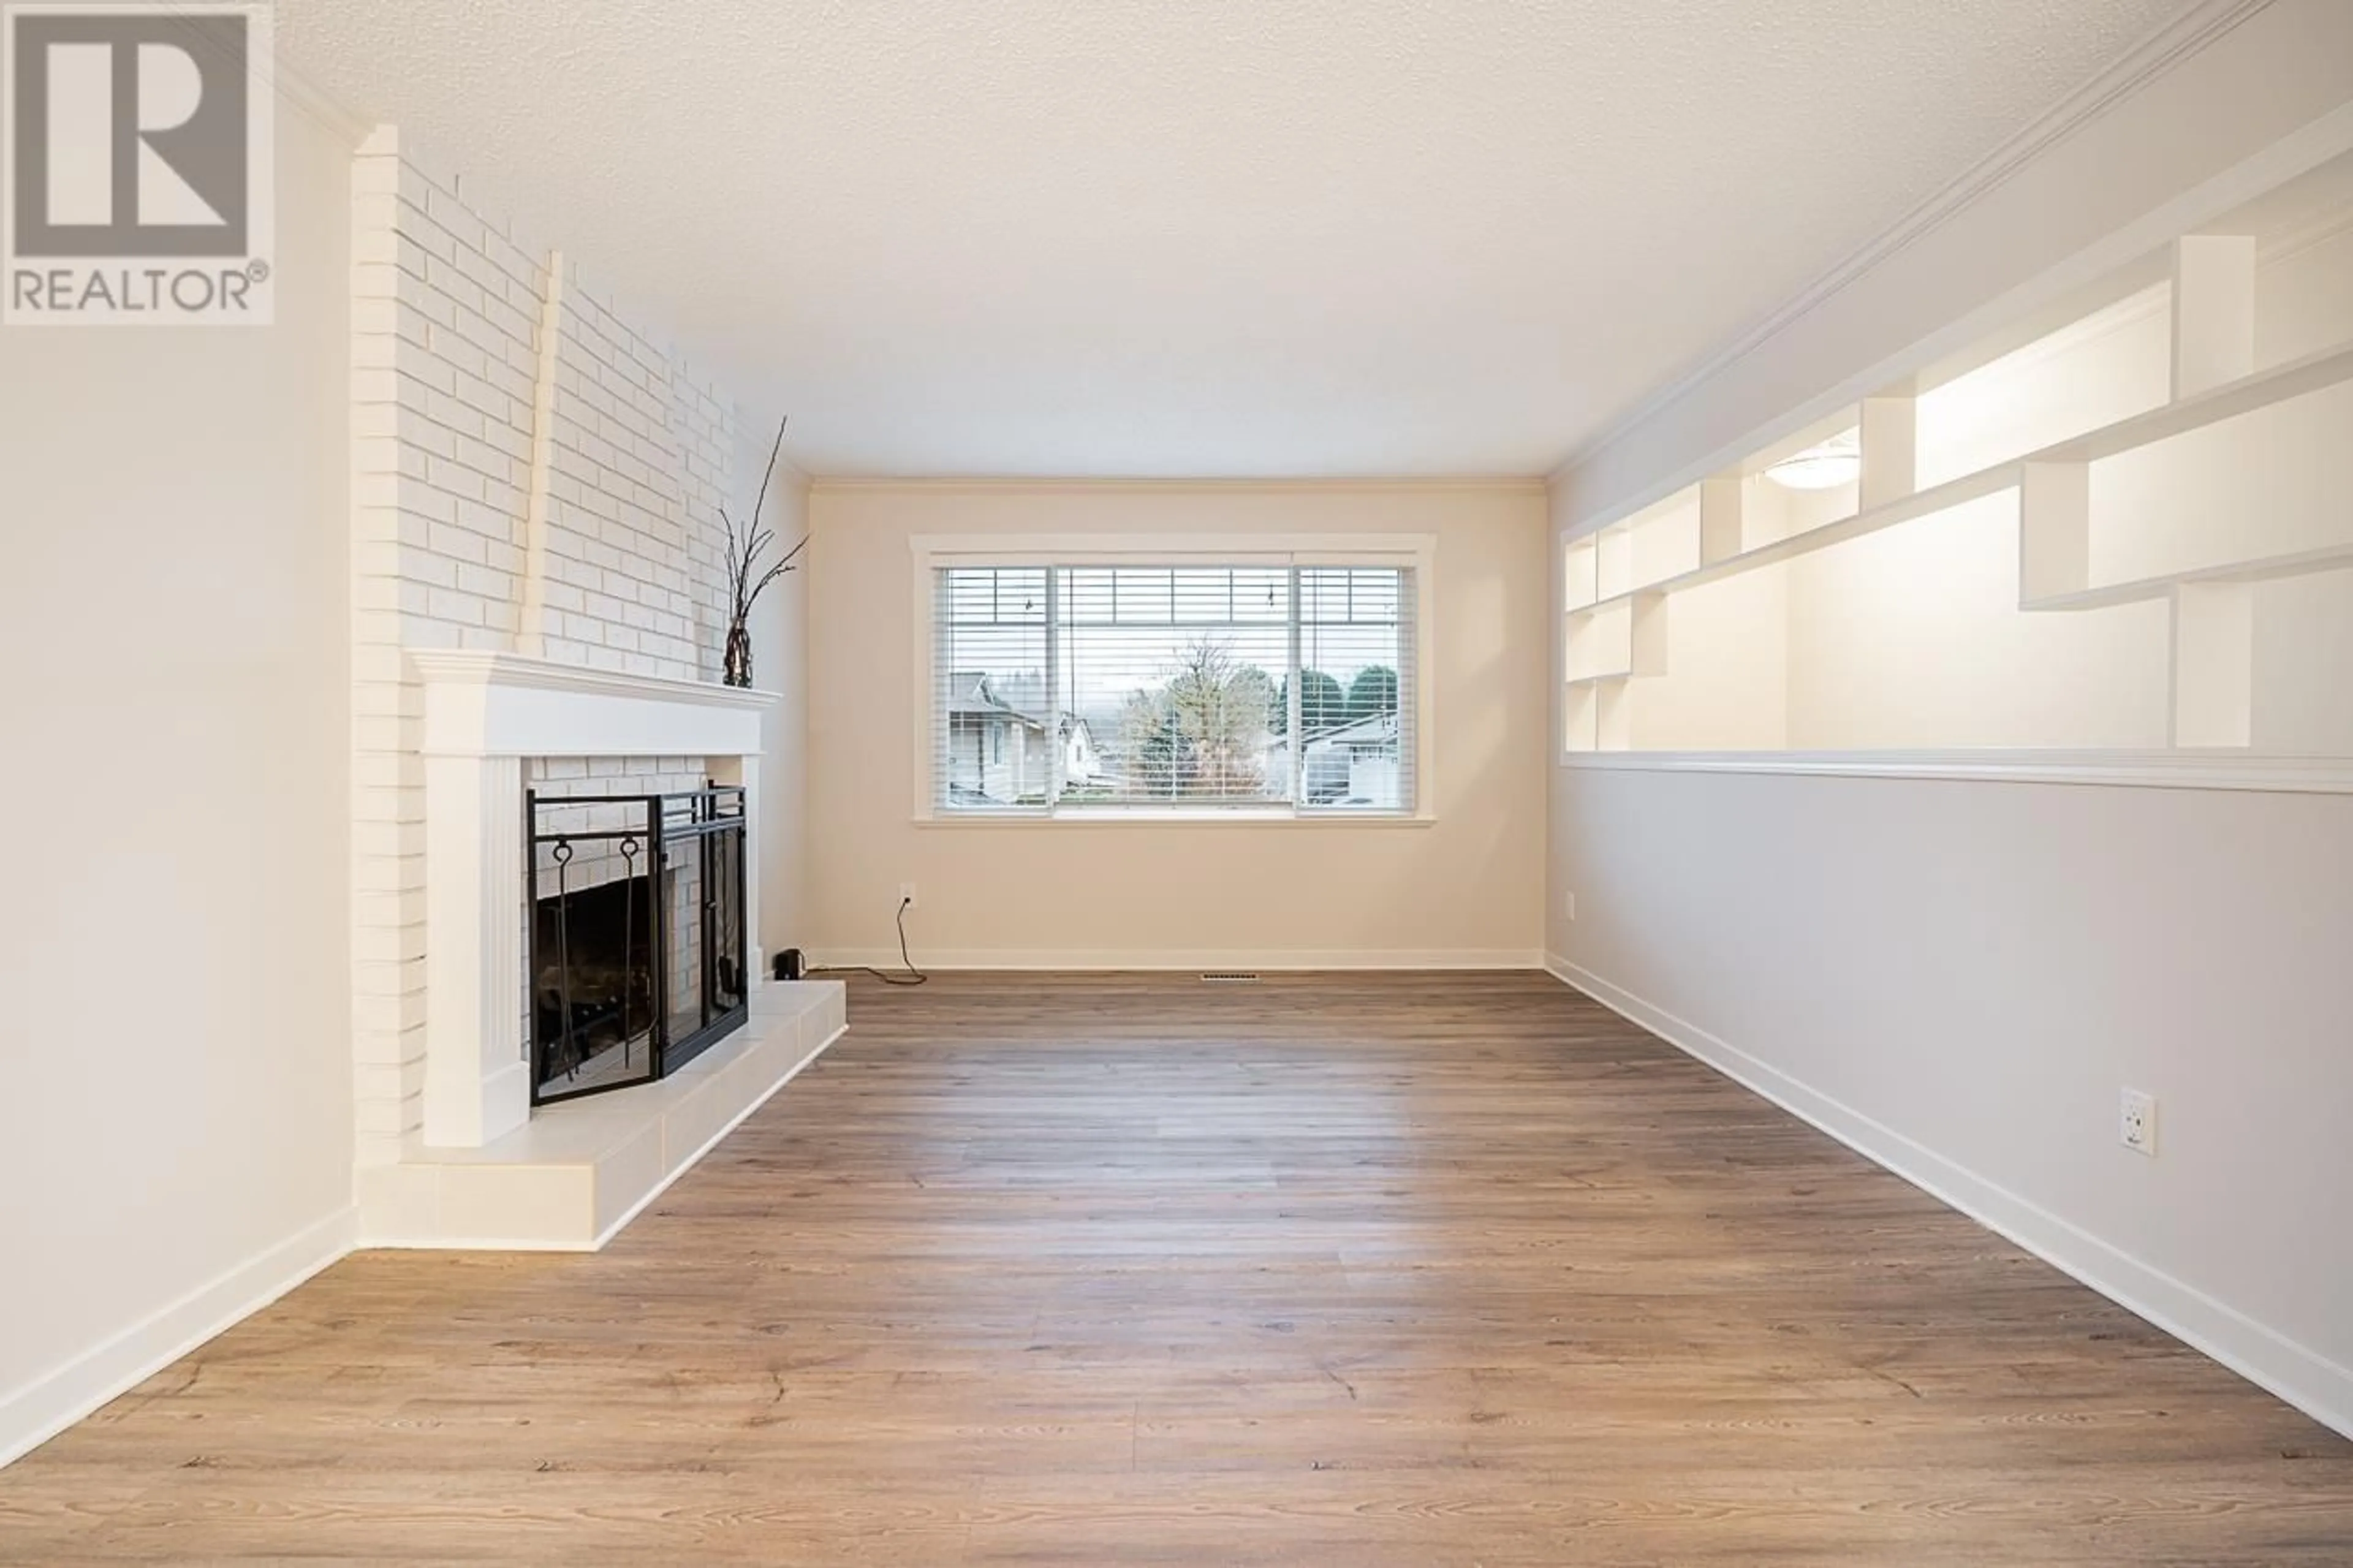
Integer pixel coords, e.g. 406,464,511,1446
0,106,357,1460
749,444,814,958
808,483,1548,966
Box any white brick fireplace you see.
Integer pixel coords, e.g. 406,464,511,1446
346,130,844,1250
412,650,772,1147
356,651,842,1250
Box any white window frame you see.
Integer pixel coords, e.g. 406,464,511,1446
910,532,1438,825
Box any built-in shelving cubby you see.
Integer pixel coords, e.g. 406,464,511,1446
1560,135,2353,767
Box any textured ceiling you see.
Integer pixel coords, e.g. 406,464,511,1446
276,0,2189,478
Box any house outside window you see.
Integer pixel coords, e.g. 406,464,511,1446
919,539,1431,820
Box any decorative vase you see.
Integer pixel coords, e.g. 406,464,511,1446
723,620,754,687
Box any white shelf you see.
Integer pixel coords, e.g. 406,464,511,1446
2039,336,2353,463
1563,591,1667,687
1561,336,2353,619
1553,748,2353,795
2025,540,2353,613
1558,155,2353,767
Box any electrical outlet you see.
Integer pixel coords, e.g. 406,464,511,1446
898,882,918,910
1564,890,1577,922
2118,1088,2157,1157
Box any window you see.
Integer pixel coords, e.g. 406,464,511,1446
928,555,1422,817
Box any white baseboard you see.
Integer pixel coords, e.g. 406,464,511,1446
0,1205,358,1469
1542,953,2353,1442
1,1009,846,1468
814,947,1547,972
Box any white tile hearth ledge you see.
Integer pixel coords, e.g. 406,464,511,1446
358,978,846,1251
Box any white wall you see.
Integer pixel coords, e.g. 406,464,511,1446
1547,768,2353,1433
808,483,1549,966
1546,18,2353,1436
0,105,357,1462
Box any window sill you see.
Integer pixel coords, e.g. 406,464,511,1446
914,808,1438,828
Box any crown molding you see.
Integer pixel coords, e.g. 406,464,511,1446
808,475,1548,494
1547,0,2276,486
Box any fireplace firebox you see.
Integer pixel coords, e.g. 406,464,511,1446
526,786,748,1105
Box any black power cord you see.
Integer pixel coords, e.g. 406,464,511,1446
813,897,928,987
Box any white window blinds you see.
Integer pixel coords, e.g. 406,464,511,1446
933,563,1417,816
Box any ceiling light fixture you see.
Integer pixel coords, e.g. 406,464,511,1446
1765,430,1862,491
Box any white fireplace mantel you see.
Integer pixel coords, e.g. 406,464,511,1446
411,651,778,1148
411,650,776,759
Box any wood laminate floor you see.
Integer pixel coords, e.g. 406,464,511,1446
4,971,2350,1564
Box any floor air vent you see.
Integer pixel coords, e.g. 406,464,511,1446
1200,972,1261,983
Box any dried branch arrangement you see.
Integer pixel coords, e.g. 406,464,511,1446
718,415,808,686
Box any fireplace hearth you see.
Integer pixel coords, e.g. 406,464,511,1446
527,786,748,1105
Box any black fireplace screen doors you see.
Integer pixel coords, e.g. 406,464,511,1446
526,786,748,1105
